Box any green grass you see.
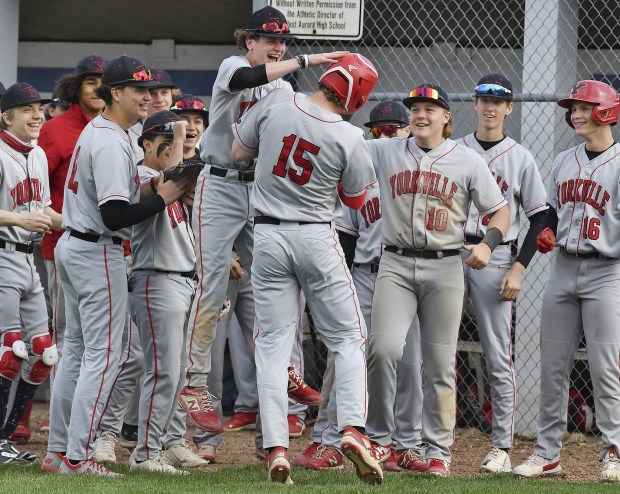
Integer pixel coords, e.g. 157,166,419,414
1,464,615,494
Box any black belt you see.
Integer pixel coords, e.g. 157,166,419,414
210,166,254,182
384,245,460,259
0,240,35,254
353,262,380,274
254,215,330,226
69,230,122,245
560,246,616,260
150,269,198,281
465,235,514,247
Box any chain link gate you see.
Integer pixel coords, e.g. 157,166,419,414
282,0,620,436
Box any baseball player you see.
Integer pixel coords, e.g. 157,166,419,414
295,101,425,472
42,56,186,476
455,74,548,473
0,83,61,463
93,70,184,461
365,84,510,477
179,5,344,432
232,53,382,485
512,80,620,483
124,111,199,474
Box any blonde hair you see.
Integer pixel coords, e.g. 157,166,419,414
443,117,453,138
0,109,16,131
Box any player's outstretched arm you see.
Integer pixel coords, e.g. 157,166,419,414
464,205,510,270
0,210,52,233
230,51,349,90
166,120,188,169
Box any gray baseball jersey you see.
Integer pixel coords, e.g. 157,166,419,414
131,166,195,272
548,142,620,257
200,55,292,171
335,183,382,265
0,140,51,243
457,134,547,450
234,90,376,222
531,142,620,463
233,88,375,451
62,115,140,241
458,134,548,241
368,138,507,250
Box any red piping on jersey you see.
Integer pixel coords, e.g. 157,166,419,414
91,120,131,143
572,145,620,254
524,203,548,215
86,245,114,459
144,275,159,460
477,198,507,214
293,93,342,123
336,223,358,234
186,177,207,386
423,143,458,246
98,194,130,203
233,122,257,151
331,227,367,419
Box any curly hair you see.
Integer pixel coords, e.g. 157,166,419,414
318,82,345,110
234,29,259,51
54,74,82,105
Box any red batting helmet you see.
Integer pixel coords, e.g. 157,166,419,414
319,54,378,113
557,80,620,127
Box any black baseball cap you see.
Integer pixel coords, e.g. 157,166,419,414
246,6,296,39
474,73,513,100
0,82,5,99
101,56,160,88
150,68,177,89
75,54,108,77
403,84,450,111
170,94,209,123
138,110,180,148
1,83,52,112
364,101,409,127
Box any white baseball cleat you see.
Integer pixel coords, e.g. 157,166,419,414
164,441,209,468
94,431,117,464
130,452,188,474
600,447,620,483
512,453,561,477
480,447,512,473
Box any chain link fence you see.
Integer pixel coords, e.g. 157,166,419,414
283,0,620,436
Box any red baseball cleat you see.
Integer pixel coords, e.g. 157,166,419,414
287,366,323,405
340,427,383,484
178,386,222,432
222,412,257,431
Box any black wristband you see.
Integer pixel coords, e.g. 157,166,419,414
481,227,504,253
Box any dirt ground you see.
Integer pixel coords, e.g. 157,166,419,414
20,401,602,482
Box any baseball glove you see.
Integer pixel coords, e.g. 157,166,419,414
163,156,205,182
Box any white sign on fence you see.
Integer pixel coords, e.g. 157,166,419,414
269,0,364,40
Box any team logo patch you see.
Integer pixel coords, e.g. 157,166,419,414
570,81,588,97
348,64,358,71
20,84,38,98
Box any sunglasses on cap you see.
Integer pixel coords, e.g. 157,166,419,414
171,99,206,111
261,21,290,33
132,69,153,82
370,124,407,139
474,83,512,98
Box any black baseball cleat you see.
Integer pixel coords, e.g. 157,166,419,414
0,440,36,465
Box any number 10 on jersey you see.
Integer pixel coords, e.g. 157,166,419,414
273,134,320,186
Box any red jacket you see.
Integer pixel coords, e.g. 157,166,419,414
39,104,91,259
